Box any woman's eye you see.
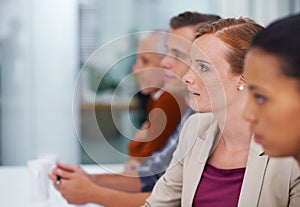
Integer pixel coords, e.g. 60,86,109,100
254,93,267,105
198,64,208,72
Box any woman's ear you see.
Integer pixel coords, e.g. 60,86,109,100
237,74,246,91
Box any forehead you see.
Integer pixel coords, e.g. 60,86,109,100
136,37,162,61
167,26,195,51
245,48,300,94
245,48,283,81
191,34,229,62
135,52,161,66
137,35,159,53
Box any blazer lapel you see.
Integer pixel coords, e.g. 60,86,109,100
238,138,268,207
185,120,220,206
184,138,206,206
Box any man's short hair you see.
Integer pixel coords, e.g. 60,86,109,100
170,11,221,29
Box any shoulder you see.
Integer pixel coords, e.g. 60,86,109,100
267,157,300,177
156,91,179,103
181,112,215,136
179,112,217,146
265,157,300,200
151,91,176,107
152,91,183,115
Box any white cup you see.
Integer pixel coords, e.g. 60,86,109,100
38,153,59,171
27,158,52,202
38,153,62,203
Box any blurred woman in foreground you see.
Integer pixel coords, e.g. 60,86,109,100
243,14,300,166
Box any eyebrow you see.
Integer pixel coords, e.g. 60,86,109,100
247,84,268,93
248,85,256,91
193,59,211,64
170,48,185,54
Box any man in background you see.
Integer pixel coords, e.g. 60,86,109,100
126,31,186,170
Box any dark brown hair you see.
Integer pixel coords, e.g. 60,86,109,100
170,11,221,29
251,14,300,82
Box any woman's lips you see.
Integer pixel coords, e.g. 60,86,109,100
190,92,200,96
187,88,200,96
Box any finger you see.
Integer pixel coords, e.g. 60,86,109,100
48,173,56,182
56,162,79,172
48,174,63,191
55,168,75,179
50,168,57,176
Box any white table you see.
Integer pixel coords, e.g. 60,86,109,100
0,164,123,207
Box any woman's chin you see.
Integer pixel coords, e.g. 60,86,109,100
189,103,210,113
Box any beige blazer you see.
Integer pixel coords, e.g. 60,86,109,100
144,113,300,207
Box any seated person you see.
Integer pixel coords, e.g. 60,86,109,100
243,14,300,166
49,12,221,207
125,30,186,170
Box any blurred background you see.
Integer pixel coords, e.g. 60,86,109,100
1,0,299,166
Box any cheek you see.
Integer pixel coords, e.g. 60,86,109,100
260,102,287,127
177,64,189,77
261,107,300,141
263,114,300,157
261,114,279,132
282,109,300,139
201,78,222,101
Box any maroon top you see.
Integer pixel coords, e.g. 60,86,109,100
193,163,245,207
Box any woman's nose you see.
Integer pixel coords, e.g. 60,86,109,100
242,100,257,124
183,68,194,85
